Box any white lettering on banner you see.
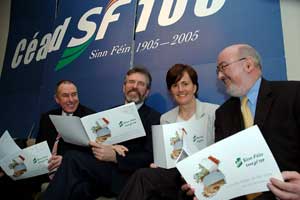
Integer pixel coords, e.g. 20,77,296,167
11,18,71,69
194,0,226,17
96,0,131,40
89,49,108,59
136,0,225,32
158,0,188,26
36,33,52,61
49,17,71,51
24,32,39,64
11,39,26,69
88,29,200,61
135,0,154,32
68,8,102,47
10,0,226,69
110,44,131,55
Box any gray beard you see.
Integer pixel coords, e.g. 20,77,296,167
226,84,246,97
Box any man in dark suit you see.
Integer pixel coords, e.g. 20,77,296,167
182,44,300,200
213,44,300,200
35,80,95,195
0,80,95,200
43,67,161,200
36,80,95,173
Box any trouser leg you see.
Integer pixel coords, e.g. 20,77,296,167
43,150,114,200
118,167,182,200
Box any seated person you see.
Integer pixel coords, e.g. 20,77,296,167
0,80,95,200
184,44,300,200
118,63,219,200
42,67,161,200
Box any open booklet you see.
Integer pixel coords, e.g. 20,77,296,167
176,125,283,200
49,102,146,146
0,130,51,180
152,117,212,169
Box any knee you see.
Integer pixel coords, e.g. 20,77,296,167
61,150,86,166
133,168,157,179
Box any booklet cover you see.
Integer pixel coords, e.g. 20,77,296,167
152,117,211,169
176,125,283,200
0,131,51,180
49,102,146,146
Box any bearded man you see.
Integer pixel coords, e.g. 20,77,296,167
43,67,161,200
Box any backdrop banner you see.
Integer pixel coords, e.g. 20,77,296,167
0,0,286,138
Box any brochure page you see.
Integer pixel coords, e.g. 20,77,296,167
152,118,209,169
50,102,146,146
176,125,283,200
0,131,51,180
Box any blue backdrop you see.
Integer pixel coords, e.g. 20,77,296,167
0,0,287,138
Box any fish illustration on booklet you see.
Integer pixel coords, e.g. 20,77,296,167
170,128,187,159
91,117,111,143
193,156,226,197
8,155,27,177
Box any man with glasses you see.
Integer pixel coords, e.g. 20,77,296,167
184,43,300,200
43,67,161,200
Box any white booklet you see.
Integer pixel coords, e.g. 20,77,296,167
49,102,146,146
176,125,283,200
152,118,210,169
0,131,51,180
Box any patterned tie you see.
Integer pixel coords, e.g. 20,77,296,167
241,96,262,200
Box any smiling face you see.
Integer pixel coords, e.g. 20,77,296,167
217,46,250,97
55,82,79,114
123,72,150,104
170,71,197,106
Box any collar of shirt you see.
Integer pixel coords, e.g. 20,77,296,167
62,110,73,116
135,102,143,110
240,77,262,117
125,102,144,110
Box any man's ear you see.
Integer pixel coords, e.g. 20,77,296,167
145,88,150,97
54,94,59,104
245,57,255,72
122,84,126,94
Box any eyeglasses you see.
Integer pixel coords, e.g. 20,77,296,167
216,57,246,74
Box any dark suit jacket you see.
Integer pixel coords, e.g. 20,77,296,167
111,103,161,193
0,104,94,196
116,104,161,171
36,104,95,155
215,78,300,200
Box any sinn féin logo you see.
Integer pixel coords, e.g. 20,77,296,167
10,0,226,71
55,0,120,71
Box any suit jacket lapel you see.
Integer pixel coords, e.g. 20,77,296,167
233,97,244,131
254,79,274,129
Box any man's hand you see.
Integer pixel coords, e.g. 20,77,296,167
89,141,117,162
48,155,62,171
268,171,300,200
112,145,128,157
0,170,5,178
150,163,158,168
181,183,198,200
